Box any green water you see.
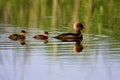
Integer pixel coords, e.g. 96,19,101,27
0,0,120,80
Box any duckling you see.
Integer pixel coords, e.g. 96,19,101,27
33,32,49,40
8,30,26,40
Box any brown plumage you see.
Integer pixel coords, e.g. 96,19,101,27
53,33,83,41
73,22,84,34
33,32,49,40
53,21,84,41
73,22,84,32
8,30,26,40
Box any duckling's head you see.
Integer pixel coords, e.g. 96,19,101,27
19,30,26,35
43,32,49,37
73,22,84,32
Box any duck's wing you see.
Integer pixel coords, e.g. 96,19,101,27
8,34,18,37
19,35,25,40
53,33,77,39
59,33,77,35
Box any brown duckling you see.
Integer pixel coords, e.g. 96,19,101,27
33,32,49,40
8,30,26,40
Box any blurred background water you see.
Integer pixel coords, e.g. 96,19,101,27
0,0,120,80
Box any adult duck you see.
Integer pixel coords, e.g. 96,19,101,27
53,22,84,41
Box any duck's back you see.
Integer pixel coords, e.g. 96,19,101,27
33,35,48,40
8,34,25,40
54,33,83,41
8,34,19,40
19,35,25,40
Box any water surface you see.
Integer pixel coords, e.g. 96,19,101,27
0,25,120,80
0,0,120,80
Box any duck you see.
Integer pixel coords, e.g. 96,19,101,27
33,32,49,40
53,22,84,41
8,30,26,40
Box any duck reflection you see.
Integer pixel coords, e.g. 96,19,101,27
33,37,49,44
73,40,83,54
58,39,83,54
19,39,26,45
43,39,48,44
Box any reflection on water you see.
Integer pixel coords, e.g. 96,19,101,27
0,26,120,80
73,40,83,54
19,39,26,45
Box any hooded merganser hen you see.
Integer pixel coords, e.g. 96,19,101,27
8,30,26,40
53,22,84,41
33,32,49,40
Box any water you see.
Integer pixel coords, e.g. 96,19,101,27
0,24,120,80
1,0,120,79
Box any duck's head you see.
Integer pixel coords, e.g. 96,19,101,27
20,30,27,35
73,22,84,33
43,32,49,37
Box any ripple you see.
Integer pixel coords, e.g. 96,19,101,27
0,26,120,57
